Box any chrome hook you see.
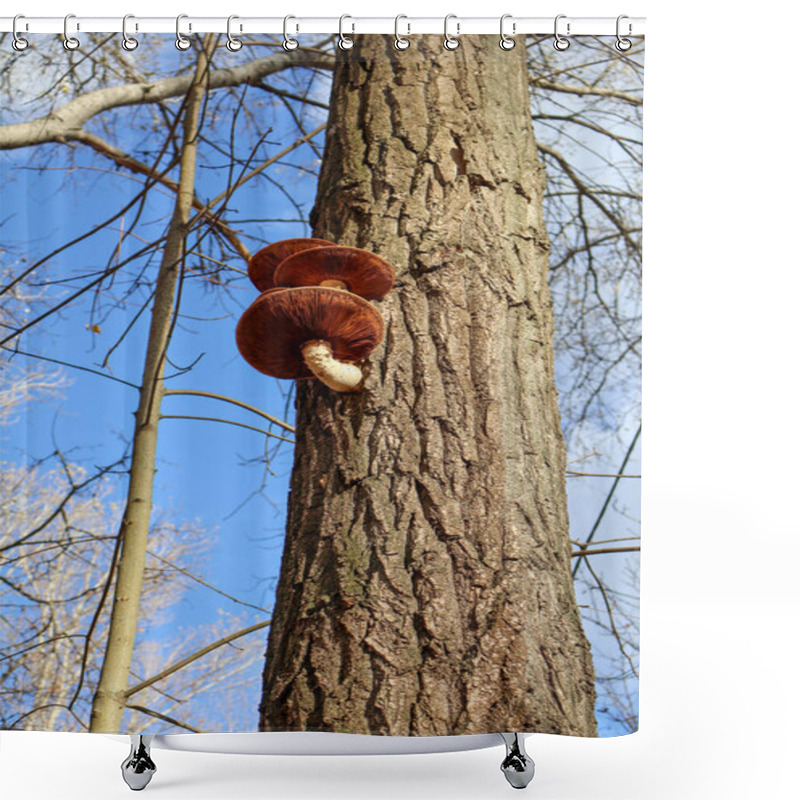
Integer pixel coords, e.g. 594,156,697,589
553,14,570,51
227,15,243,51
121,14,138,51
499,14,516,50
394,14,410,50
175,14,191,50
338,14,354,50
12,14,29,51
443,14,459,51
283,15,299,51
615,14,632,52
63,13,80,51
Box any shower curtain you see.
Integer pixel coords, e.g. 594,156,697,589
0,29,642,740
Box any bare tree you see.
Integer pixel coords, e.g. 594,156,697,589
0,31,642,736
0,378,264,732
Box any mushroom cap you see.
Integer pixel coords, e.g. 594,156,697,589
273,246,395,300
235,287,385,379
248,238,335,291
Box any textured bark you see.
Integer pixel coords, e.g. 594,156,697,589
259,35,597,737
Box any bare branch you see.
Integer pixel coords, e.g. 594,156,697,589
126,703,202,733
163,389,295,433
124,619,270,699
160,414,295,443
0,51,334,150
529,77,643,106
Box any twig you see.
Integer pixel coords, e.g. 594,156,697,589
124,619,270,699
573,423,641,577
146,549,271,613
126,704,202,733
159,414,295,443
571,546,640,557
567,471,640,478
163,389,295,433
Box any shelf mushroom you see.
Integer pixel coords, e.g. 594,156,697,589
238,240,395,393
247,237,334,292
273,245,395,300
236,286,385,392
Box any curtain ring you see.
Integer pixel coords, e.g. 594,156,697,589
121,15,138,51
12,14,29,51
338,14,354,50
443,14,459,50
615,14,632,52
283,15,299,51
394,15,410,51
499,14,515,50
175,14,191,50
553,14,570,51
63,13,80,51
227,15,243,51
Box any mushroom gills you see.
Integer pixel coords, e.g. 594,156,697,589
301,340,364,392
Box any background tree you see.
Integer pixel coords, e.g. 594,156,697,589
0,30,641,736
0,363,264,732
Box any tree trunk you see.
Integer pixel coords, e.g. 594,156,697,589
259,35,597,737
89,38,212,734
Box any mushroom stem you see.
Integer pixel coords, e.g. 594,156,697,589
301,340,364,392
319,279,348,290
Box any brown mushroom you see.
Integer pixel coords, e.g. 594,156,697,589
273,245,395,300
247,238,334,292
235,286,385,392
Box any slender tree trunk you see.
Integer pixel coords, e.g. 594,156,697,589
260,36,596,737
89,38,212,734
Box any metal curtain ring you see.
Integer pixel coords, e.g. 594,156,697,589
499,14,515,50
283,15,299,51
615,14,632,52
553,14,570,51
12,14,29,51
63,13,80,51
394,14,410,50
122,14,138,51
175,14,191,50
227,15,243,51
443,14,459,50
338,14,354,50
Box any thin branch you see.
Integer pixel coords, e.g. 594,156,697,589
538,142,640,254
572,423,641,577
1,345,139,389
571,546,640,558
257,81,330,110
146,549,271,613
583,556,638,678
5,703,88,731
124,619,270,699
204,122,326,211
73,131,251,261
163,389,295,433
0,51,335,150
126,704,202,733
0,460,123,554
529,76,643,106
566,471,640,478
159,414,295,443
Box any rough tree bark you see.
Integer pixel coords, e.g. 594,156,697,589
259,35,597,737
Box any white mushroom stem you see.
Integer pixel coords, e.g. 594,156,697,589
320,279,348,290
301,340,364,392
